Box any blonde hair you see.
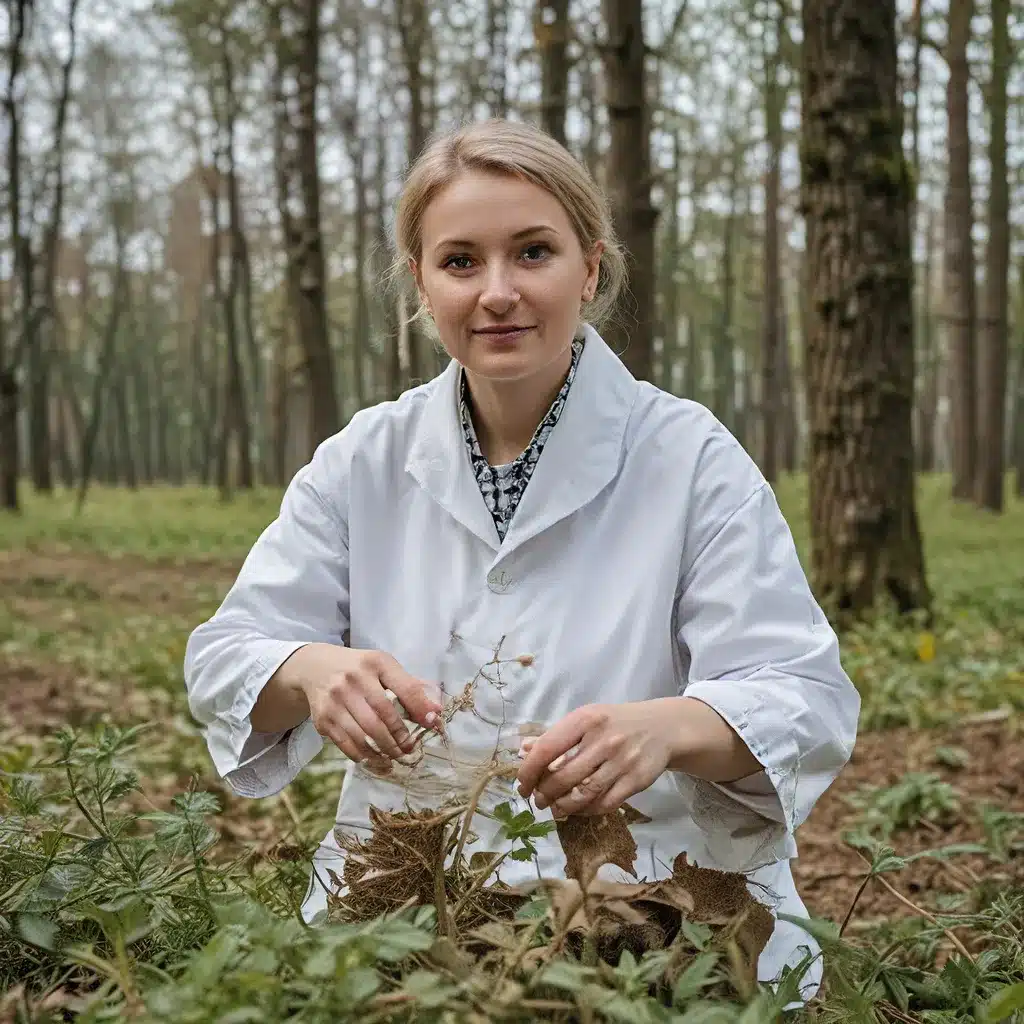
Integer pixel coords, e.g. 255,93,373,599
390,118,627,331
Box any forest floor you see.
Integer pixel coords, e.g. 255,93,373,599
2,475,1024,1020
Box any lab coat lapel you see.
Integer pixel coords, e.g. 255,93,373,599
497,325,639,559
404,325,640,558
405,358,503,552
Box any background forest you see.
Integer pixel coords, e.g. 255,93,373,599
2,1,1024,1022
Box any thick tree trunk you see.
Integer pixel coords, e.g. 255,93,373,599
975,0,1010,511
945,0,977,500
271,0,340,455
535,0,569,144
801,0,930,617
600,0,656,383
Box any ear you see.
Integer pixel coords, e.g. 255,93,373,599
409,256,431,314
582,241,605,302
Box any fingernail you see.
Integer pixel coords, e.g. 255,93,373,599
548,754,566,772
425,712,438,726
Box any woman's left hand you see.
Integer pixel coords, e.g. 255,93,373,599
515,697,691,818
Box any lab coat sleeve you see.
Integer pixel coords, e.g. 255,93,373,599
672,456,859,872
183,439,351,799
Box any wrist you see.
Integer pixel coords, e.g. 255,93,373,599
663,696,762,782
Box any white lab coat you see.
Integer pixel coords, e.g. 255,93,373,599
184,324,859,998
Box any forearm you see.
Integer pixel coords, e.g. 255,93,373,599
664,696,763,783
249,642,335,733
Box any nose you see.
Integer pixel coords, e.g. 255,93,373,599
479,262,519,315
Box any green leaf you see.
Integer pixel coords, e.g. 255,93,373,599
372,919,435,961
508,846,535,862
536,959,595,993
336,966,381,1004
673,952,721,1005
985,981,1024,1022
17,913,58,951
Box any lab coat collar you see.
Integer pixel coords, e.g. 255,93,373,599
405,323,640,558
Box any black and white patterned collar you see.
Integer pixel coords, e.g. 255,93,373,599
458,335,585,541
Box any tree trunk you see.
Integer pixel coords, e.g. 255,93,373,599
485,0,508,118
945,0,977,501
917,205,939,472
1012,337,1024,497
713,128,740,431
535,0,569,144
760,1,784,482
778,302,798,472
801,0,930,617
975,0,1010,511
271,0,341,456
600,0,656,383
1,0,31,512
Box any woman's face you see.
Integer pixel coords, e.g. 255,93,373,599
411,170,603,383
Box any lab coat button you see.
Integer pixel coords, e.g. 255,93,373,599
487,569,514,594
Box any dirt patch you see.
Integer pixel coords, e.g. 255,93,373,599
0,550,239,613
793,715,1024,928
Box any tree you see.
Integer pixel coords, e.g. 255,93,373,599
945,0,976,501
800,0,930,616
601,0,656,383
976,0,1011,511
269,0,341,451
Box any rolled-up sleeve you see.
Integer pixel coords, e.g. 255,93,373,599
672,440,859,872
184,440,351,799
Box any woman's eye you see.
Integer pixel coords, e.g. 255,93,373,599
522,243,550,261
443,255,474,270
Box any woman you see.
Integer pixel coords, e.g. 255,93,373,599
184,119,859,1000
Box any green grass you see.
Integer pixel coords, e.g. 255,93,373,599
2,476,1024,1022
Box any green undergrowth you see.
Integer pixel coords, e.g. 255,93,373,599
2,475,1024,1021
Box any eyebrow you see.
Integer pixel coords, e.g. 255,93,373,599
433,224,559,252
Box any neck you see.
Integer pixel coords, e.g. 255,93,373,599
464,344,574,465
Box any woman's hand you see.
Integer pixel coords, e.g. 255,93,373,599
281,643,443,764
515,696,762,818
515,698,686,818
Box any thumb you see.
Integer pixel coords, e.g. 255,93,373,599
381,664,443,729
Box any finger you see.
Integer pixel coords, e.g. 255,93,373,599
361,685,417,754
546,762,619,817
344,692,406,759
533,742,608,807
378,659,444,729
322,719,372,763
584,779,640,817
517,714,591,798
330,709,378,762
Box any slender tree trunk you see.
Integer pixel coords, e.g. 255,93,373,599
917,205,939,472
485,0,508,118
778,302,798,472
77,228,129,512
945,0,977,500
714,131,740,431
535,0,569,144
1,0,32,512
601,0,656,383
659,132,683,394
801,0,930,617
760,1,784,481
976,0,1010,511
1012,337,1024,497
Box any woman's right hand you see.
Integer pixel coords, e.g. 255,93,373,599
289,644,444,763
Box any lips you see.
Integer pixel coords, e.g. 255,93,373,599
473,325,534,335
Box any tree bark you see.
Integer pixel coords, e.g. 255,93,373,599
917,204,939,472
945,0,977,501
600,0,656,383
760,0,784,482
271,0,341,455
800,0,930,617
1,0,32,512
535,0,569,144
975,0,1010,511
